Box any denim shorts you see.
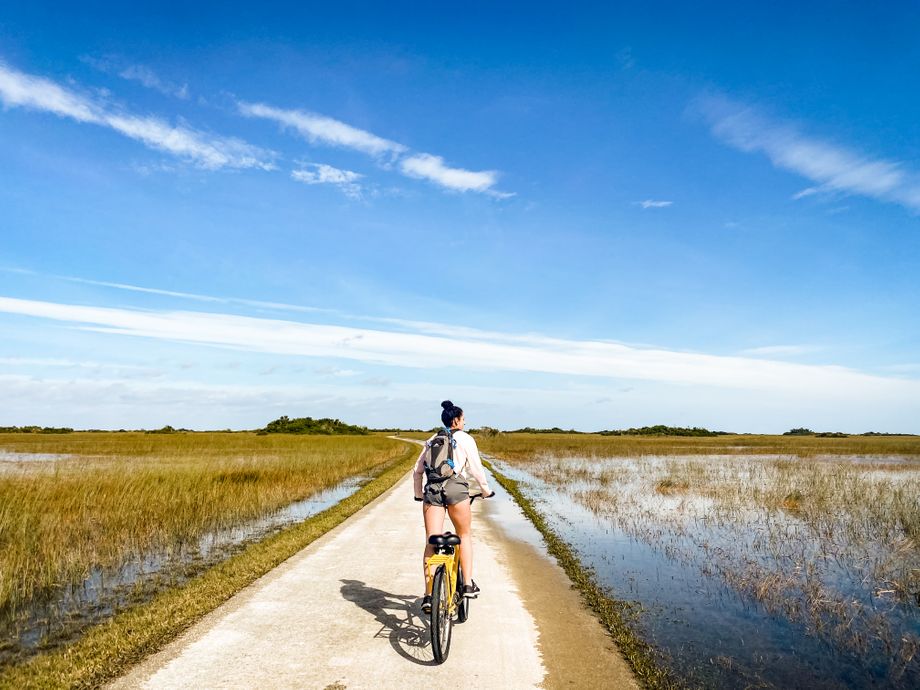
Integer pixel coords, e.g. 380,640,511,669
423,474,470,507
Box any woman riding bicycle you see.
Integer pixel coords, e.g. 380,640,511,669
414,400,493,613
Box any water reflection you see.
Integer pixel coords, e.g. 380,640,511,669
2,475,371,665
492,454,920,689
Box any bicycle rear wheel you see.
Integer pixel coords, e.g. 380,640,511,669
430,565,452,663
456,565,470,623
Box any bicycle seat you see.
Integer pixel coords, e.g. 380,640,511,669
428,532,462,547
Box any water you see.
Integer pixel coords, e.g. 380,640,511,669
1,474,370,665
0,451,74,462
491,454,920,689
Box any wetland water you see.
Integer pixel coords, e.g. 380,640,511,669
0,464,371,665
491,454,920,689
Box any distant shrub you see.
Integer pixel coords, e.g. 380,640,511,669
815,432,848,438
261,415,369,435
600,425,726,437
474,426,501,438
783,428,815,436
862,431,916,437
146,425,178,434
0,425,74,434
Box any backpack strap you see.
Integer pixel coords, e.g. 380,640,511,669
443,427,457,469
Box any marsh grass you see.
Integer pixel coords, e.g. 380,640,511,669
500,442,920,685
484,460,681,690
0,446,416,689
475,432,920,461
0,433,403,625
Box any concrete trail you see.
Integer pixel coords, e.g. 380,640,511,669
113,444,636,689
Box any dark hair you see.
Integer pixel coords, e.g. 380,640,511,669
440,400,463,428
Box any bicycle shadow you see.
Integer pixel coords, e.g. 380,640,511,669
339,579,437,666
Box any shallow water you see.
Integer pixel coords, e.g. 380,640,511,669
1,474,371,665
492,454,920,689
0,450,74,462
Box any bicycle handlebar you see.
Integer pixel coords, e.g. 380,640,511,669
469,491,496,504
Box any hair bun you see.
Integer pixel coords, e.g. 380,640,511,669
441,400,454,410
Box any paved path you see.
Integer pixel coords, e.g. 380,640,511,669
113,444,636,689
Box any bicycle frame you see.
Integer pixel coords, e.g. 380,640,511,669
425,545,461,617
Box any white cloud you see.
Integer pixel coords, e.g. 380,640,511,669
696,93,920,212
238,100,509,196
238,101,405,157
83,56,189,99
0,62,98,122
2,268,330,315
314,365,361,377
0,61,273,170
117,64,189,99
3,368,917,432
291,163,363,198
1,296,917,406
399,153,502,194
637,199,673,209
792,187,820,200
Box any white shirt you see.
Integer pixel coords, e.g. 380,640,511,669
413,429,492,499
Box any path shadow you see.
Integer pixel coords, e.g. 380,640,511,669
339,579,436,666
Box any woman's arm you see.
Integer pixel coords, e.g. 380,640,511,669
413,446,426,500
460,434,492,495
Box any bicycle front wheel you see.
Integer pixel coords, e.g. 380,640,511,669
430,565,453,663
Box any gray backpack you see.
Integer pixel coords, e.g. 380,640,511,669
424,428,457,483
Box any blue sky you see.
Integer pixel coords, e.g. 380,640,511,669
1,2,919,432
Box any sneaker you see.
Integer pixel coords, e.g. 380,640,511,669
462,580,480,598
421,595,432,614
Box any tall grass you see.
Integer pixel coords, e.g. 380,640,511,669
0,444,417,689
499,446,920,683
0,433,403,619
475,431,920,460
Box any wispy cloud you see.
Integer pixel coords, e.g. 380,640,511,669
238,100,508,196
314,365,361,377
1,295,917,402
0,61,273,170
696,93,920,212
291,163,363,198
792,187,820,200
238,101,405,157
2,268,331,315
83,56,189,99
117,64,189,99
637,199,672,209
399,153,503,194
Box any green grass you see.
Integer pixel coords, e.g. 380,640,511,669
0,440,416,689
475,431,920,461
0,433,404,623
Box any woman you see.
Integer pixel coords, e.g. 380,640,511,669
414,400,494,613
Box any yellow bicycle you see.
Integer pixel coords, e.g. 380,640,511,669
424,493,486,663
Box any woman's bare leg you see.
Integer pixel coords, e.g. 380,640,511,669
422,503,446,592
446,499,473,584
